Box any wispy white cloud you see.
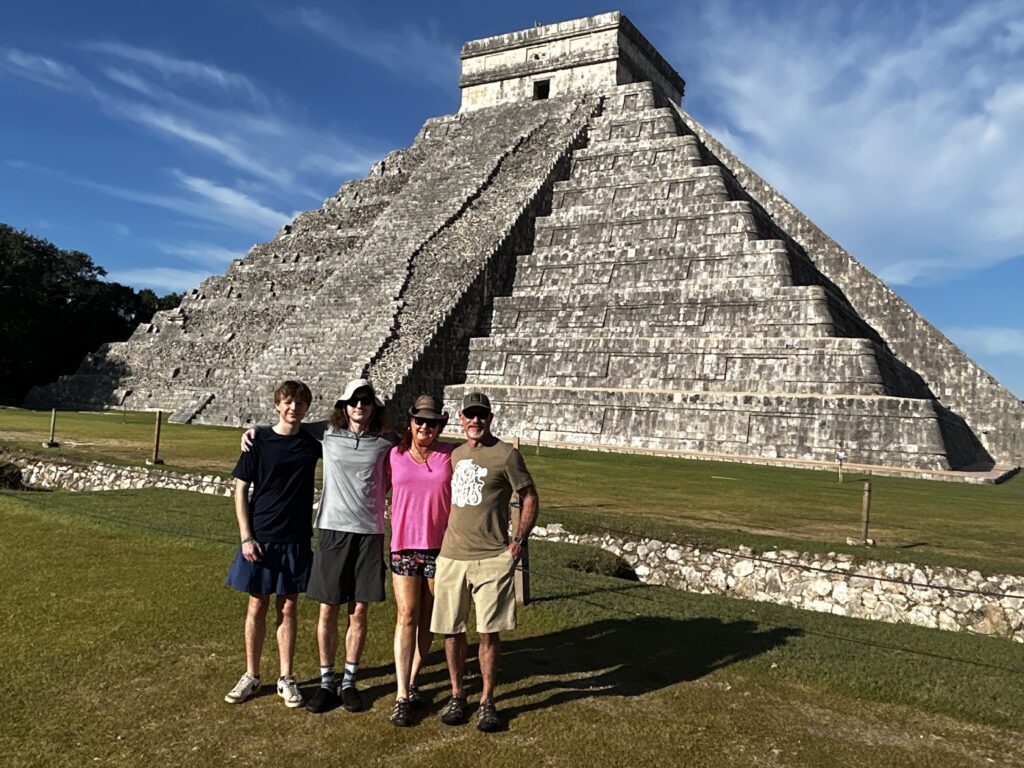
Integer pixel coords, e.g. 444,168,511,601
7,159,291,233
283,6,459,91
105,266,211,293
947,326,1024,357
2,48,94,93
3,42,382,205
668,1,1024,286
154,242,244,269
84,41,269,105
171,170,294,230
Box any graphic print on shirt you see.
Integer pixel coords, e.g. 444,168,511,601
451,459,488,507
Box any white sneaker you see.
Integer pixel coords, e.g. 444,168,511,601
225,673,261,704
277,675,303,708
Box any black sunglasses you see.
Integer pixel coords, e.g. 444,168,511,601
463,409,491,421
413,417,440,428
347,396,375,407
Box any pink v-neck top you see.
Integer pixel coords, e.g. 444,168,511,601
388,441,455,552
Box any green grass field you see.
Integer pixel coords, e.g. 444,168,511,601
3,407,1023,575
1,487,1022,767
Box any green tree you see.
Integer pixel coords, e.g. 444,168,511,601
0,224,177,404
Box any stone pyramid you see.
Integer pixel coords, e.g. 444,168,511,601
28,12,1022,477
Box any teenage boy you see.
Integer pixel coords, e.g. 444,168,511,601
224,380,322,707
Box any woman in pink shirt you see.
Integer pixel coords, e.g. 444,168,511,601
387,394,454,727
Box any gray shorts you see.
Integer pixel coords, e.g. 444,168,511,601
306,530,386,605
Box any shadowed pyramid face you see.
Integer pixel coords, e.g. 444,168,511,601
26,13,1021,478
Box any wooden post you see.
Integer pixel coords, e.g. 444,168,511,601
512,437,530,605
43,408,59,448
861,481,871,542
148,410,165,465
536,428,541,455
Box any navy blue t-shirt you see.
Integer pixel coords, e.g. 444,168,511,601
231,429,322,544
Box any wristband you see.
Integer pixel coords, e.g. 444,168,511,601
512,535,525,544
241,536,255,544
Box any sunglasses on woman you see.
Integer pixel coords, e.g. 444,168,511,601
413,417,440,428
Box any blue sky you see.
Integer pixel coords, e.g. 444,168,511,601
2,0,1023,398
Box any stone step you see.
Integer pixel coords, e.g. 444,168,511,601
535,203,760,248
513,272,789,296
442,383,951,470
524,237,788,265
552,168,730,210
462,335,886,395
571,138,702,177
490,286,835,337
601,83,661,113
588,108,679,143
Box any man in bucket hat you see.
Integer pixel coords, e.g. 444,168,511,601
430,391,539,732
304,378,396,714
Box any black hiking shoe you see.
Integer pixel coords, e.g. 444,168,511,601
305,686,338,714
341,685,363,713
407,684,425,709
390,697,411,727
477,700,500,733
440,695,467,726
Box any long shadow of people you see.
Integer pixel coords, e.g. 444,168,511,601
497,616,801,721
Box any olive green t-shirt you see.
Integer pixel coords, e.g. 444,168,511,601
440,438,534,561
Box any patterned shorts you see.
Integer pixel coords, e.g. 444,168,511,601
390,549,441,578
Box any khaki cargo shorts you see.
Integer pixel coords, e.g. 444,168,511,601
430,551,517,634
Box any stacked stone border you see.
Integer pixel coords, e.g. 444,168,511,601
9,455,1021,643
13,457,234,498
534,523,1024,643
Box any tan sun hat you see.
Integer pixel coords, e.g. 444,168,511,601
335,378,384,408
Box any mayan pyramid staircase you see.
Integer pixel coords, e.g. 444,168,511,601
445,83,979,470
27,96,601,427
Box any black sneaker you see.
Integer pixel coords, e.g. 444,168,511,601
305,686,339,714
390,697,411,727
341,685,363,713
440,695,467,726
477,701,500,733
407,684,424,709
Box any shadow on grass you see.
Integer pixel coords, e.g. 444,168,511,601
497,616,801,720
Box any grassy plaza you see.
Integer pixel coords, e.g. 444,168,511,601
1,408,1023,766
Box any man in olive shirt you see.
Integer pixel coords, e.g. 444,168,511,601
431,391,539,732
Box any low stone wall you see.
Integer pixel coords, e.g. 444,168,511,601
13,458,233,497
11,456,1021,643
533,523,1024,643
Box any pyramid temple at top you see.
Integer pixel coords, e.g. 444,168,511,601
28,12,1023,477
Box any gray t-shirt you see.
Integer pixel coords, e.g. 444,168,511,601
265,422,395,534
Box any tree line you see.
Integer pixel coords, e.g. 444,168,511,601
0,223,184,405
